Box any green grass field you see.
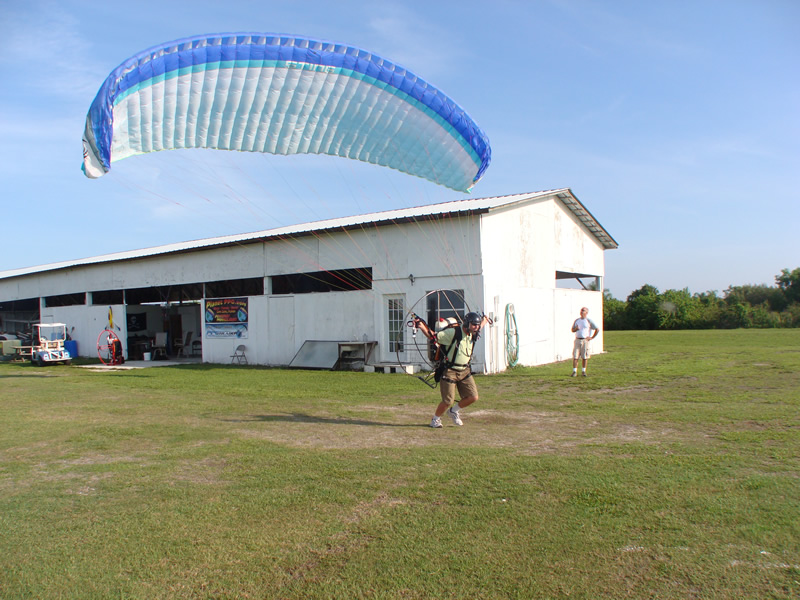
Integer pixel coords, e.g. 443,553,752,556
1,330,798,599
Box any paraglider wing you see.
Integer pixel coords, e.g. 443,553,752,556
82,33,491,192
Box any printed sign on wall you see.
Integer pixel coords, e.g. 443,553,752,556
205,298,248,338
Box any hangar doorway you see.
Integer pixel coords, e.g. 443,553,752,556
122,284,203,360
123,302,202,360
0,297,40,336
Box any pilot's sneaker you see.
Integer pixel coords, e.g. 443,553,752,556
448,406,463,426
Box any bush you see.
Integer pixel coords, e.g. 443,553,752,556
603,291,628,330
603,267,800,330
725,284,788,312
626,284,661,329
779,303,800,327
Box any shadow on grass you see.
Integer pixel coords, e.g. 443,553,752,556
218,413,424,428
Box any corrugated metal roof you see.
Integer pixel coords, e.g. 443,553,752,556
0,188,616,280
553,191,619,250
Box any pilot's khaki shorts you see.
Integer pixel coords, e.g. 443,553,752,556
439,366,478,405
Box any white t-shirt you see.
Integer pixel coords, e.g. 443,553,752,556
573,318,598,339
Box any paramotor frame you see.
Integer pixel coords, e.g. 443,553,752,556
97,328,124,365
396,288,472,388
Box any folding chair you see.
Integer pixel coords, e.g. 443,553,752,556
152,332,168,360
175,331,192,357
230,344,248,365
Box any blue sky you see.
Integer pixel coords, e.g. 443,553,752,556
1,0,797,299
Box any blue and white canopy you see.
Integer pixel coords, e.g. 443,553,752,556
82,33,491,192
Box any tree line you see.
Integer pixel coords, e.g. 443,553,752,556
603,267,800,330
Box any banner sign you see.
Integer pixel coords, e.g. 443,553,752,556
126,312,147,332
205,298,248,338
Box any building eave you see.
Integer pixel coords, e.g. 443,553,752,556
0,188,617,281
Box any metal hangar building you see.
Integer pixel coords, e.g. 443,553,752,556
0,188,617,373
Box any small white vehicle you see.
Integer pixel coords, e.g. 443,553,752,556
31,323,72,366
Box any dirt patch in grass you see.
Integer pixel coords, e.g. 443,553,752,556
62,472,115,496
223,405,679,455
172,456,230,486
587,385,662,396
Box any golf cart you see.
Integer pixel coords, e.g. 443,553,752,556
31,323,72,366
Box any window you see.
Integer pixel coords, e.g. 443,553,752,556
125,283,204,305
206,277,264,299
425,289,465,326
424,289,465,360
272,268,372,295
91,289,124,305
44,292,86,307
387,296,405,353
555,271,600,291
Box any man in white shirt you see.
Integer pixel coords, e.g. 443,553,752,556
571,307,599,377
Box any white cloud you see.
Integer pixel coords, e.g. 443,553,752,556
545,0,705,61
362,4,466,78
0,1,106,102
